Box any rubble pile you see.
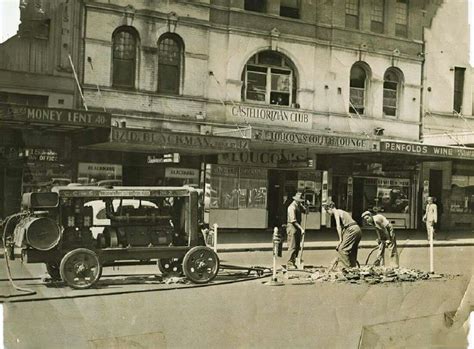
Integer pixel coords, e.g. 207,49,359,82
288,266,446,285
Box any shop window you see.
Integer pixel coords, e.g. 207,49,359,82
242,51,297,107
395,0,408,38
450,175,474,213
244,0,266,13
280,0,300,19
206,166,267,210
453,67,465,114
158,33,183,95
364,178,410,214
349,63,369,115
112,26,138,89
370,0,384,34
345,0,360,29
383,68,403,117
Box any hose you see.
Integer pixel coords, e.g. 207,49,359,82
2,212,37,297
364,246,381,266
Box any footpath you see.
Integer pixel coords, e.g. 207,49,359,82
215,228,474,253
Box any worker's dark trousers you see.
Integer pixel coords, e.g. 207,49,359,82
337,225,362,268
286,224,301,264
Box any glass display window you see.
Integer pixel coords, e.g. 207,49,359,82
364,177,410,213
450,175,474,213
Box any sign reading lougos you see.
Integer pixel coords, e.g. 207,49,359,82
381,141,474,160
111,127,249,151
227,105,311,129
0,104,111,127
254,129,378,152
218,150,315,169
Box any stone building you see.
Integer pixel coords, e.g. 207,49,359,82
1,0,473,232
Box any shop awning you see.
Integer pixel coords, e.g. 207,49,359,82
0,103,111,131
83,126,250,154
380,140,474,161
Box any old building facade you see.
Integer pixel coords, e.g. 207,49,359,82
1,0,473,232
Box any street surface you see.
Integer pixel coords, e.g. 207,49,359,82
1,246,473,348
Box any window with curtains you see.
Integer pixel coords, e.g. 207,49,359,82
280,0,300,19
371,0,385,33
383,68,403,117
395,0,408,37
112,27,138,89
242,51,297,107
345,0,360,29
349,63,369,115
158,34,183,95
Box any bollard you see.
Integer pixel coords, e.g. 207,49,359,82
429,229,434,273
265,227,284,286
213,223,218,253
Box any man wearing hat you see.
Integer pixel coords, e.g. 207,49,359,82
361,211,399,268
286,192,307,269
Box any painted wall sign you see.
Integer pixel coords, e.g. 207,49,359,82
227,104,311,129
254,129,378,152
218,150,315,168
381,141,474,160
165,167,199,180
0,103,111,127
111,127,249,151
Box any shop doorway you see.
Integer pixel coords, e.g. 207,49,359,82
268,170,283,228
429,169,443,223
352,177,365,224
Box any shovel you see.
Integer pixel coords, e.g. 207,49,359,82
296,210,308,270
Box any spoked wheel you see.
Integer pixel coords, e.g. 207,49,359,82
59,248,102,289
182,246,219,284
45,262,62,281
158,258,184,277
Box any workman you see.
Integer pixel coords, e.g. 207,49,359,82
361,211,399,268
323,201,361,268
286,192,307,269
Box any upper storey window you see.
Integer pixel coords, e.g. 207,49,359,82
280,0,300,19
112,27,138,89
453,67,466,114
383,68,403,117
395,0,408,38
370,0,384,34
242,51,297,107
244,0,266,13
349,63,369,115
345,0,360,29
158,33,183,95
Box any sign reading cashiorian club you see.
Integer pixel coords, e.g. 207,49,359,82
381,141,474,160
111,127,249,151
227,104,311,129
0,104,111,127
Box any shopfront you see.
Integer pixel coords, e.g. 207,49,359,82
0,103,111,218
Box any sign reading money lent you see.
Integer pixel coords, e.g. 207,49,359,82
111,127,249,151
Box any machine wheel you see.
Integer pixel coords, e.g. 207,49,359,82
59,248,102,289
158,258,184,277
182,246,219,284
45,262,61,281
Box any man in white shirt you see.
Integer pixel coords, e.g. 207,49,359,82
423,196,438,241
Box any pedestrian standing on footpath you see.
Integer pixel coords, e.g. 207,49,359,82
361,211,399,268
423,196,438,240
323,201,362,268
286,192,307,269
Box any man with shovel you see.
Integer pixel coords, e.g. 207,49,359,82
285,192,307,269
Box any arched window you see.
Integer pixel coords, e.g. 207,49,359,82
158,33,183,95
383,68,403,117
242,51,297,106
112,27,138,88
349,63,369,114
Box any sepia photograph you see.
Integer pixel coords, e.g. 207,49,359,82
0,0,474,347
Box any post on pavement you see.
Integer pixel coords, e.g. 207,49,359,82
429,229,434,273
265,227,284,286
213,223,218,253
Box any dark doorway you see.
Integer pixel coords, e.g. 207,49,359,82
429,169,443,225
352,177,364,225
268,170,283,228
